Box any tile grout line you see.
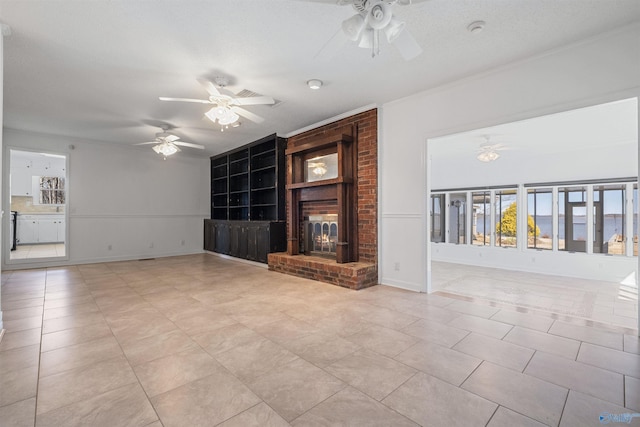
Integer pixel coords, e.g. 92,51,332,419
555,386,571,427
575,341,584,362
32,268,49,427
521,349,538,374
482,405,500,427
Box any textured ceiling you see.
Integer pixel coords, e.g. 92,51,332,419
1,0,639,157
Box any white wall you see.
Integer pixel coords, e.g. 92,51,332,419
0,27,5,330
379,24,640,292
2,128,210,269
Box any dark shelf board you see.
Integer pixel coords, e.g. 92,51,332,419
251,148,275,157
251,165,276,173
229,158,249,164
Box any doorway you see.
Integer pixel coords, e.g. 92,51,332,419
426,97,638,330
564,201,587,253
8,149,68,262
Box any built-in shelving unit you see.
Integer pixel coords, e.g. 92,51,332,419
205,133,287,263
209,134,285,221
211,156,229,220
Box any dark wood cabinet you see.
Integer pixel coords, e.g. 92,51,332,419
204,220,285,264
204,220,214,251
229,224,247,259
206,134,287,263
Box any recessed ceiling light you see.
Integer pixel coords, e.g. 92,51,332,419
467,21,485,34
307,79,323,90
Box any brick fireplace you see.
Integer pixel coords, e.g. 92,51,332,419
268,108,377,290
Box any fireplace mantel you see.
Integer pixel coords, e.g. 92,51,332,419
285,133,353,156
285,132,357,263
286,177,353,190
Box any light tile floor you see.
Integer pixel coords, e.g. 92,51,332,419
10,244,65,260
433,261,639,330
0,254,638,426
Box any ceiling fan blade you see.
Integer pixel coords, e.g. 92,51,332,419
230,106,265,123
159,97,212,104
393,27,422,60
134,141,159,146
197,78,222,97
232,96,275,106
173,141,205,150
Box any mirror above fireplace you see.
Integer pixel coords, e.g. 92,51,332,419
305,153,338,182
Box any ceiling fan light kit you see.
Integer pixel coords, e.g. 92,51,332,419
477,150,500,162
476,135,505,162
205,105,240,131
342,14,366,40
152,141,180,159
338,0,422,59
366,1,392,30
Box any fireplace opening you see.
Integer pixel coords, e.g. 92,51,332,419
304,214,338,258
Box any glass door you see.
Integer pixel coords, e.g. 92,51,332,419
565,202,587,253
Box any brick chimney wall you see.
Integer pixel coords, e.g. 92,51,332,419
286,108,378,264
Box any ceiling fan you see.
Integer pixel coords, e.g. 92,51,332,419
308,0,426,60
159,77,275,131
477,136,509,162
134,126,205,159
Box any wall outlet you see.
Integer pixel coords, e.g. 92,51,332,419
180,240,185,246
394,262,400,271
149,242,154,249
107,244,112,251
